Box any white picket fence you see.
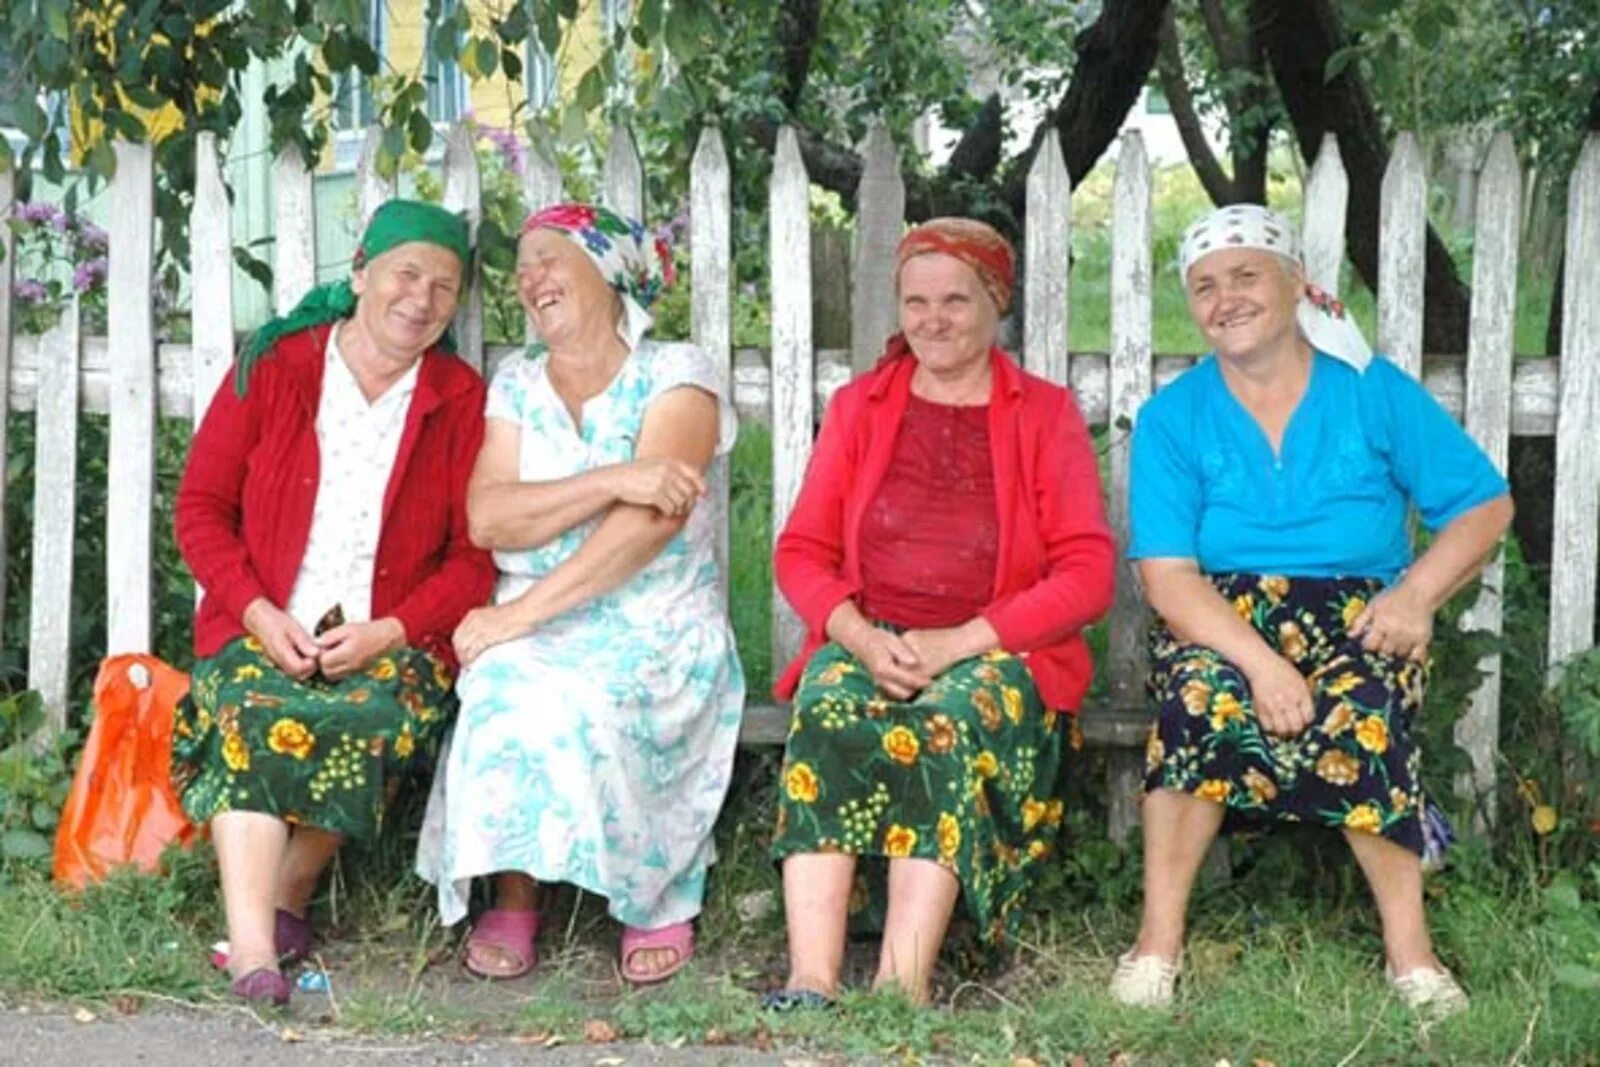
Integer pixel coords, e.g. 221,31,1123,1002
2,122,1598,841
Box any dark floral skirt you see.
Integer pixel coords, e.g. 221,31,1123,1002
1144,574,1428,855
771,642,1065,949
171,636,455,842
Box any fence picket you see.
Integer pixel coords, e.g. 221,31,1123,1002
1302,133,1349,294
0,166,13,634
851,124,903,376
603,124,644,222
105,142,157,654
1548,134,1600,681
272,145,316,313
191,133,235,425
1106,132,1154,843
1378,134,1427,378
28,302,80,728
1024,137,1071,385
355,125,397,228
442,122,484,374
691,128,734,602
1457,132,1520,825
769,128,813,669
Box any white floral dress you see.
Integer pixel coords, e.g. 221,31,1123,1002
416,340,745,928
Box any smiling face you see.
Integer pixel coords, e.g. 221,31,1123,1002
349,241,463,364
517,228,622,348
1184,247,1304,365
898,252,1000,377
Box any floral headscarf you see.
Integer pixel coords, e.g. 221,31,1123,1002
1178,203,1372,372
895,216,1016,313
520,202,675,353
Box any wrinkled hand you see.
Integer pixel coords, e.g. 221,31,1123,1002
900,627,980,681
1244,653,1314,738
1349,584,1434,661
453,603,531,667
843,627,932,700
612,458,707,518
318,618,405,681
242,598,320,681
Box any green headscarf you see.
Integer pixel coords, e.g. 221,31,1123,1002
234,198,472,394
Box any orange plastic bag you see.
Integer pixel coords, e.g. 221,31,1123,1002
53,654,199,888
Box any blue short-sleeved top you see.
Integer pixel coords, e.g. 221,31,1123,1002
1128,351,1508,583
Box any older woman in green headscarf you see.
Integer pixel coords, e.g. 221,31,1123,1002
172,199,496,1006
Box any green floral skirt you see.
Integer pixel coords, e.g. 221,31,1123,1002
1144,574,1428,854
771,642,1066,949
171,636,455,842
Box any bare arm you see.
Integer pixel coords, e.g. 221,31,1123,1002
467,416,709,551
453,387,718,663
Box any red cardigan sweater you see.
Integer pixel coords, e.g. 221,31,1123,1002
176,324,496,670
774,347,1116,711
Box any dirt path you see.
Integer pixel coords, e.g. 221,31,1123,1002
0,1004,804,1066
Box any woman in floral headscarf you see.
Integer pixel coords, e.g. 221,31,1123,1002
415,203,744,986
765,218,1115,1008
1111,203,1511,1019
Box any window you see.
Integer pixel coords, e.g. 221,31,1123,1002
425,0,468,123
332,0,384,133
525,39,557,110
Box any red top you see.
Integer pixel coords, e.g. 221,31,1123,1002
858,395,998,628
774,345,1116,711
175,324,496,670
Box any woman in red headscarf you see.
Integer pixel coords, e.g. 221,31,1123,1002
765,218,1116,1008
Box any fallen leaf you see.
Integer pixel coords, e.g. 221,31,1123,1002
1012,1058,1041,1067
278,1028,304,1043
704,1028,729,1045
1069,1057,1090,1067
583,1018,619,1043
72,1007,96,1024
511,1030,553,1045
1252,1060,1279,1067
753,1028,775,1052
111,995,141,1015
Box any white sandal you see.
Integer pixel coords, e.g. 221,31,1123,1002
1108,950,1181,1009
1386,964,1468,1020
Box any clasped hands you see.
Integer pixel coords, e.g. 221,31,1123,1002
243,598,404,682
1245,584,1433,738
833,615,996,700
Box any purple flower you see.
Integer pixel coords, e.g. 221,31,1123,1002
72,256,108,293
48,210,71,232
477,123,526,177
12,201,58,225
13,279,48,302
78,222,109,252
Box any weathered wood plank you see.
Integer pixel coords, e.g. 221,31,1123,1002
105,141,157,654
1457,132,1520,825
602,124,644,223
850,124,903,375
769,128,813,670
0,166,14,634
1024,137,1071,385
1301,133,1349,294
1105,131,1154,844
272,145,317,313
691,128,734,604
1378,133,1427,378
441,122,484,374
355,125,397,229
1547,134,1600,679
28,302,80,727
190,132,235,424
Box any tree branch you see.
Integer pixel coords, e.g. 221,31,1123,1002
1157,9,1237,204
775,0,824,113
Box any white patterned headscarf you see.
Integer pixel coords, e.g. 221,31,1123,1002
1178,203,1373,373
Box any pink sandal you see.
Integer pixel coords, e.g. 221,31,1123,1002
464,908,540,979
619,921,695,985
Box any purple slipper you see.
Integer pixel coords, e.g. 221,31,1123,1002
274,909,314,965
231,967,291,1007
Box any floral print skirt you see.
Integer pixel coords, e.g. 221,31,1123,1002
171,637,455,843
1144,574,1427,855
771,643,1065,949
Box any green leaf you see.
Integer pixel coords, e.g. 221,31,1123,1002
407,108,433,154
42,0,71,41
1,828,51,860
574,65,605,111
559,101,588,143
1324,46,1358,84
534,4,561,54
473,38,499,80
501,48,522,83
87,138,118,179
31,802,59,831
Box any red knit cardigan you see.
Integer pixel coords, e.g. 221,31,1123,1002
774,347,1117,712
175,324,495,670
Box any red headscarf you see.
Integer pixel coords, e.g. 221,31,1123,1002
895,217,1015,313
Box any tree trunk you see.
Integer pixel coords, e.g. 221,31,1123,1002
1253,0,1471,353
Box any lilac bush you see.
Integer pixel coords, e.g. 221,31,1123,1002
7,200,110,334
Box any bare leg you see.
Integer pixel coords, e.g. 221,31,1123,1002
274,827,344,917
465,872,540,975
779,853,856,997
873,858,960,1004
1343,830,1440,974
212,811,290,979
1130,789,1226,960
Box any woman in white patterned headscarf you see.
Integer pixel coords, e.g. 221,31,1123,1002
1111,204,1512,1019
